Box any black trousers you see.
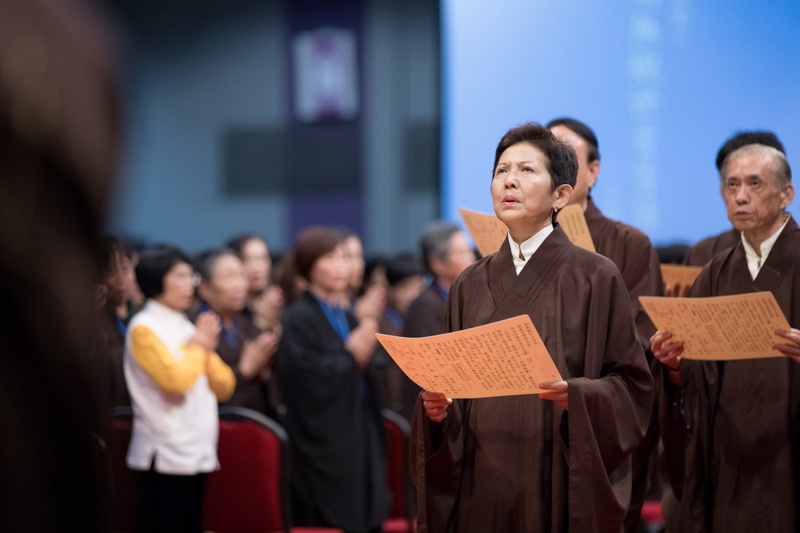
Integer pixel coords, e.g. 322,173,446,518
135,460,207,533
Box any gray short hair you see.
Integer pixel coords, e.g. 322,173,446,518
720,144,791,187
419,221,461,274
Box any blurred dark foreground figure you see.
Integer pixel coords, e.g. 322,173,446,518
0,0,121,530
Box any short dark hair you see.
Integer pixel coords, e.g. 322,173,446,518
419,221,461,274
493,122,578,190
192,248,238,282
715,130,785,171
99,235,134,276
135,244,190,299
225,233,264,258
546,117,600,163
384,252,424,286
293,226,344,282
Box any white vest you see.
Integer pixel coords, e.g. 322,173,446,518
124,300,220,475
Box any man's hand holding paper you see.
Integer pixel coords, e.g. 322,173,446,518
641,292,795,361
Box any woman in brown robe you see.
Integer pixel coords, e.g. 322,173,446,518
413,123,653,533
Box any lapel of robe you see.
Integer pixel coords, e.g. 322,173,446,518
583,198,602,246
487,225,571,323
752,244,783,293
753,216,798,293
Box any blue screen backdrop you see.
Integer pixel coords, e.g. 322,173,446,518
442,1,800,247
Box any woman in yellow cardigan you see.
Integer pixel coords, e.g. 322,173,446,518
124,245,235,533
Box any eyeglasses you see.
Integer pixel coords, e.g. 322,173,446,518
166,269,201,288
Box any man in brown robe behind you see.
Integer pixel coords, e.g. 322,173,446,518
653,143,800,532
547,118,663,351
548,118,664,531
413,123,653,532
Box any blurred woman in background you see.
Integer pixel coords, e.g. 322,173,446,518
376,252,425,420
124,245,235,533
276,226,387,533
226,233,284,334
338,228,386,322
95,235,140,408
194,248,279,417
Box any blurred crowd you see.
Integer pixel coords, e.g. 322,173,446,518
96,223,476,532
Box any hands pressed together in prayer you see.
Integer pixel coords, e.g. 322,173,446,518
346,318,378,369
239,331,279,380
354,284,387,322
188,312,223,375
189,312,221,353
421,381,570,422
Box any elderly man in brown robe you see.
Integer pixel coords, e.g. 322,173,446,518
413,123,653,533
653,143,800,532
683,130,786,267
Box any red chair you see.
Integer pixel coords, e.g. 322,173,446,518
107,406,136,533
640,500,664,533
204,406,342,533
381,409,416,533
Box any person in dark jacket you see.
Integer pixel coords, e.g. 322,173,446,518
276,226,388,533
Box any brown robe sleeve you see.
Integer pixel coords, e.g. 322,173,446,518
618,231,663,352
585,200,663,351
410,397,465,533
564,268,654,530
658,250,729,527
